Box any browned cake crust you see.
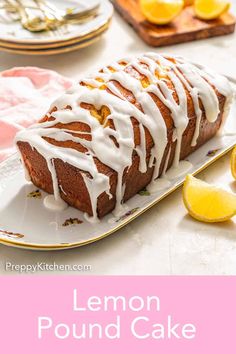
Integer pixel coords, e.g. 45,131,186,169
17,58,226,218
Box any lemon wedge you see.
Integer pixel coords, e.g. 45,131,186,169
140,0,184,25
183,174,236,222
194,0,231,20
230,145,236,179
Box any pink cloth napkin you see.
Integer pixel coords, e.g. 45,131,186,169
0,67,73,162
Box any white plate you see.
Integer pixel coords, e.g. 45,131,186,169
0,29,107,55
0,0,113,44
1,100,236,251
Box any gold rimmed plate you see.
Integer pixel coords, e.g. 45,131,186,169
0,29,107,55
1,97,236,251
0,0,113,44
0,21,111,50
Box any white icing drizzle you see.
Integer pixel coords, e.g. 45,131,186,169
181,57,234,133
165,160,193,180
15,53,234,222
44,195,68,211
59,184,67,196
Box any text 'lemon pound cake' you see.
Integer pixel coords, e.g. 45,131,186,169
16,53,234,223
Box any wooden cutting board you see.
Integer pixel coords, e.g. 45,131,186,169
113,0,236,47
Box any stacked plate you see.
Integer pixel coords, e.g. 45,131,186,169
0,0,113,55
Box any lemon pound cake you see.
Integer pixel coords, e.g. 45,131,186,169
16,53,233,222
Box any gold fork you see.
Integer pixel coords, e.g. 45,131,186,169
15,0,50,31
2,0,101,32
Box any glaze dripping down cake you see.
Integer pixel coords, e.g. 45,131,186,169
16,53,233,222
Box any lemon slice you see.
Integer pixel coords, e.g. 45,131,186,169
140,0,184,25
183,174,236,222
194,0,231,20
230,145,236,179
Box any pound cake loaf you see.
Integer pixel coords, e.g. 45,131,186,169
16,53,233,222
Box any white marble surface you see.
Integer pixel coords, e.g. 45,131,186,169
1,2,236,275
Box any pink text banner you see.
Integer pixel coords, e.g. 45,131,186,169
0,276,235,354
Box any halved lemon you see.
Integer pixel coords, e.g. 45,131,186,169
230,145,236,179
140,0,184,25
194,0,231,20
183,174,236,222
